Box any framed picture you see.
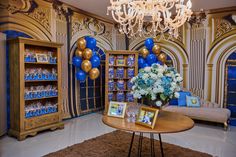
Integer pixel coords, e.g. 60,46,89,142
136,106,159,129
36,54,48,63
108,101,127,118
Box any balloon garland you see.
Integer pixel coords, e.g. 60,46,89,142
72,36,101,82
138,38,167,69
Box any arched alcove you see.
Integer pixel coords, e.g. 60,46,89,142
68,36,110,117
224,52,236,118
206,33,236,106
129,38,189,88
0,16,52,41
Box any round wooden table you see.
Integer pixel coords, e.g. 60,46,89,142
102,110,194,157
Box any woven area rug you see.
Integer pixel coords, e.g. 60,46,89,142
45,130,212,157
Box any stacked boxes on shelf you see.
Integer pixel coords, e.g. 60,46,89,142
105,51,138,113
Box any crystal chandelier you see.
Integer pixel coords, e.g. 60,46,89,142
107,0,193,38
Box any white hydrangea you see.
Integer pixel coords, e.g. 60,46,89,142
156,101,162,107
174,92,180,98
144,67,151,72
176,76,183,82
131,63,182,107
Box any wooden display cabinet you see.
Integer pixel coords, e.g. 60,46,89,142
104,50,139,114
8,37,64,140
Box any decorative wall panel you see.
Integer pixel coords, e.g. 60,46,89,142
189,27,206,98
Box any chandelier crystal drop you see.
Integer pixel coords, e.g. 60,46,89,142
107,0,193,38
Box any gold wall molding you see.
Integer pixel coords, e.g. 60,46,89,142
215,19,232,39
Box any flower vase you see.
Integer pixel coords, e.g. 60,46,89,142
143,98,167,110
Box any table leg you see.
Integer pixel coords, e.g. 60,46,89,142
137,132,143,157
158,134,164,157
128,132,135,157
150,133,155,157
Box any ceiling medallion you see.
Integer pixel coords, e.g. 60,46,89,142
107,0,193,39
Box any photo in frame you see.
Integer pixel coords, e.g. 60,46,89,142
36,54,49,63
107,101,127,118
136,106,159,129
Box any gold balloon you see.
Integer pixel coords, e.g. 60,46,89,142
75,49,83,58
152,44,161,55
77,38,86,50
140,48,149,58
81,60,92,73
158,53,167,63
89,68,100,80
83,48,93,60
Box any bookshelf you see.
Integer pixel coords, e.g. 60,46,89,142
104,50,139,113
8,37,64,140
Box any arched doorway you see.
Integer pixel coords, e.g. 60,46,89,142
224,52,236,119
68,37,109,117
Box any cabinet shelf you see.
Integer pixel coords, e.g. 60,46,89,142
109,65,135,68
9,37,63,140
105,50,138,114
108,90,131,92
25,96,58,101
25,112,59,120
110,78,132,80
25,80,58,83
25,62,57,65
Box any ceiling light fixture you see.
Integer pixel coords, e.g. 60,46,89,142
107,0,193,38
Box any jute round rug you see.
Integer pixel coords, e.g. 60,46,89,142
45,130,212,157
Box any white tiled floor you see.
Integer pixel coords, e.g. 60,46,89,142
0,112,236,157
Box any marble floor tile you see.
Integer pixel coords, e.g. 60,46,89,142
0,112,235,157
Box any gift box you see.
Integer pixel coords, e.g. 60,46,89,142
117,80,125,90
108,68,115,78
127,68,135,78
116,68,124,78
127,55,135,66
117,92,125,102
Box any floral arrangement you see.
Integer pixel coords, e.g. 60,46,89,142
131,63,183,107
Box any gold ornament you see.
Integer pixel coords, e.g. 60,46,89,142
75,49,83,58
77,38,86,50
152,44,161,55
158,53,167,63
83,48,93,60
140,48,149,58
89,68,100,80
81,60,92,73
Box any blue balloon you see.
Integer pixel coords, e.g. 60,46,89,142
156,61,162,65
92,50,97,56
146,54,157,66
84,36,90,41
86,37,97,50
76,70,86,82
72,56,82,68
143,63,149,68
138,57,146,68
90,55,101,68
145,38,154,50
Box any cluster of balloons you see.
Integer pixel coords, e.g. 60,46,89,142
72,36,101,81
138,38,167,69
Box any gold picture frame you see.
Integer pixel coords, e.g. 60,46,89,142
107,101,127,118
136,106,159,129
36,54,48,63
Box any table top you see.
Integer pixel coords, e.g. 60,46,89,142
102,110,194,134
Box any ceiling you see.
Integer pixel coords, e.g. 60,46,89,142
60,0,236,21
